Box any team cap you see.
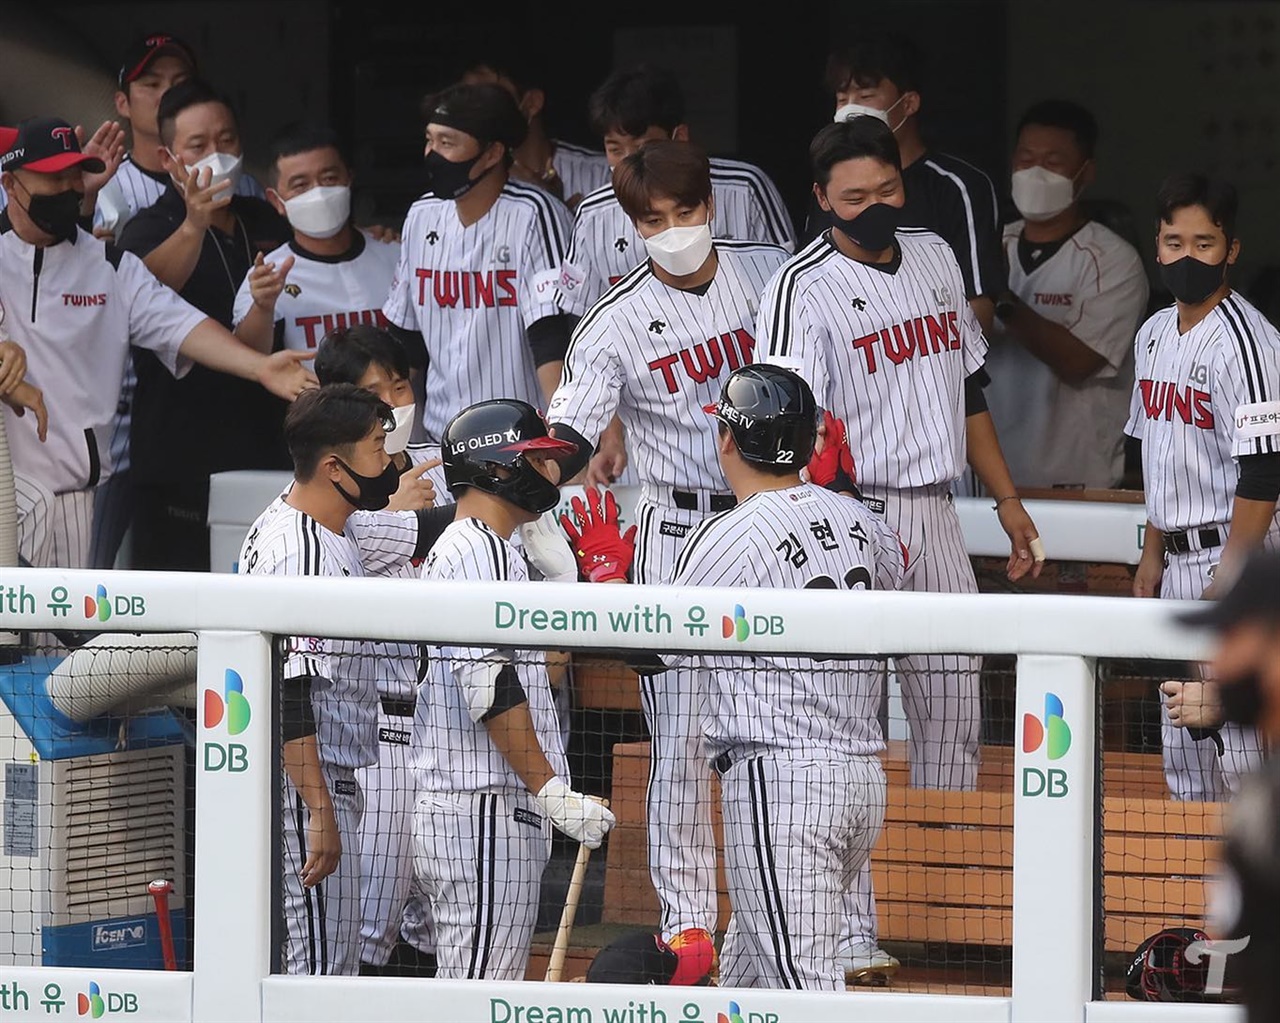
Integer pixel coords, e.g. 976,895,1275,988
118,33,198,89
0,117,105,174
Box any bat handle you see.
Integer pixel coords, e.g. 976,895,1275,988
545,797,608,983
148,878,177,971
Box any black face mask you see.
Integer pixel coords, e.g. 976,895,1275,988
827,200,900,252
332,457,400,512
1159,254,1227,305
1217,671,1265,728
16,185,82,242
423,149,489,200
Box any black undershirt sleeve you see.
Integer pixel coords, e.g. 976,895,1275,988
526,314,574,367
479,663,529,723
1236,452,1280,502
965,368,991,416
547,421,593,481
280,675,318,742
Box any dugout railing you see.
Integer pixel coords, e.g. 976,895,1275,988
0,567,1243,1023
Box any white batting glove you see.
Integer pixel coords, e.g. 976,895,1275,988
518,512,579,583
535,777,615,849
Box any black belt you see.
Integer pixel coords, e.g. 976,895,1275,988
381,697,415,717
672,489,736,513
1162,527,1222,556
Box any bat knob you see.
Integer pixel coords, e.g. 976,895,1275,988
148,878,174,895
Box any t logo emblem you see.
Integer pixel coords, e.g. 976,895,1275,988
50,127,75,151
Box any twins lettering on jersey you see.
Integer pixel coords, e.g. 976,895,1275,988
1034,292,1074,307
1136,378,1215,430
295,309,390,347
648,328,756,395
414,268,518,308
63,293,108,307
851,312,961,374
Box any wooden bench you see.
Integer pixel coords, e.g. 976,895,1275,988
601,740,1224,960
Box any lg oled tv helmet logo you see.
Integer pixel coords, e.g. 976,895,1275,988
1022,691,1072,798
203,669,251,773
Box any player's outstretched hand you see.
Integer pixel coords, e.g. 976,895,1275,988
387,459,437,512
76,120,126,200
300,803,341,888
2,381,48,442
248,250,296,313
519,510,579,583
560,485,636,583
257,348,320,401
535,778,615,849
996,497,1045,581
0,340,29,396
806,410,857,492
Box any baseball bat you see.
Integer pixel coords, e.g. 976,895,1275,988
545,798,609,982
148,878,177,971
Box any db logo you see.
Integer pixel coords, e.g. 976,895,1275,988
1021,692,1072,798
83,583,146,622
202,668,251,773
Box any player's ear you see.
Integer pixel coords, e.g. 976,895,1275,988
669,124,690,143
1227,236,1242,266
114,90,130,121
812,181,831,212
519,88,545,121
899,91,922,120
265,187,287,218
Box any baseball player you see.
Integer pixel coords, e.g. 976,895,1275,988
756,116,1042,978
309,324,440,974
557,65,796,486
546,139,790,962
0,115,314,569
239,384,418,975
564,364,905,989
233,125,401,370
412,397,615,980
1126,172,1280,801
382,82,576,443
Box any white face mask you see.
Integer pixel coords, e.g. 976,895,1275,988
643,223,713,277
282,185,351,240
186,150,243,193
834,94,906,130
1011,165,1077,222
384,402,416,456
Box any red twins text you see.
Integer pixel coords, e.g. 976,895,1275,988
851,313,961,374
1137,379,1215,430
62,293,108,307
295,310,390,348
416,269,517,308
648,329,756,395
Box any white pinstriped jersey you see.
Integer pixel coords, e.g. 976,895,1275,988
413,517,568,794
556,157,797,317
547,241,789,490
382,180,573,442
758,228,988,489
231,233,400,363
551,140,611,207
1124,292,1280,533
671,484,905,757
240,494,419,769
406,442,451,507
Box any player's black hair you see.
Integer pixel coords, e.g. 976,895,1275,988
612,139,712,221
314,325,412,389
810,117,902,186
157,77,238,149
268,123,350,183
284,383,392,482
1156,172,1239,242
824,31,922,97
1017,99,1099,160
588,64,685,139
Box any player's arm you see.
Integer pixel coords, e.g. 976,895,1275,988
1212,475,1280,598
233,251,294,354
461,655,615,848
546,318,625,481
964,371,1044,582
995,294,1107,383
125,159,232,292
1133,520,1165,597
177,318,317,401
526,314,574,401
279,675,340,888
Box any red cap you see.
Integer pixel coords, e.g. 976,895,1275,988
0,118,105,175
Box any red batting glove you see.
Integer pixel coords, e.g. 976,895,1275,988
559,485,637,583
806,410,857,488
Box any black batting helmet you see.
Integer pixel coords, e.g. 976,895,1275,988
703,364,819,467
1125,927,1214,1002
441,399,577,514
